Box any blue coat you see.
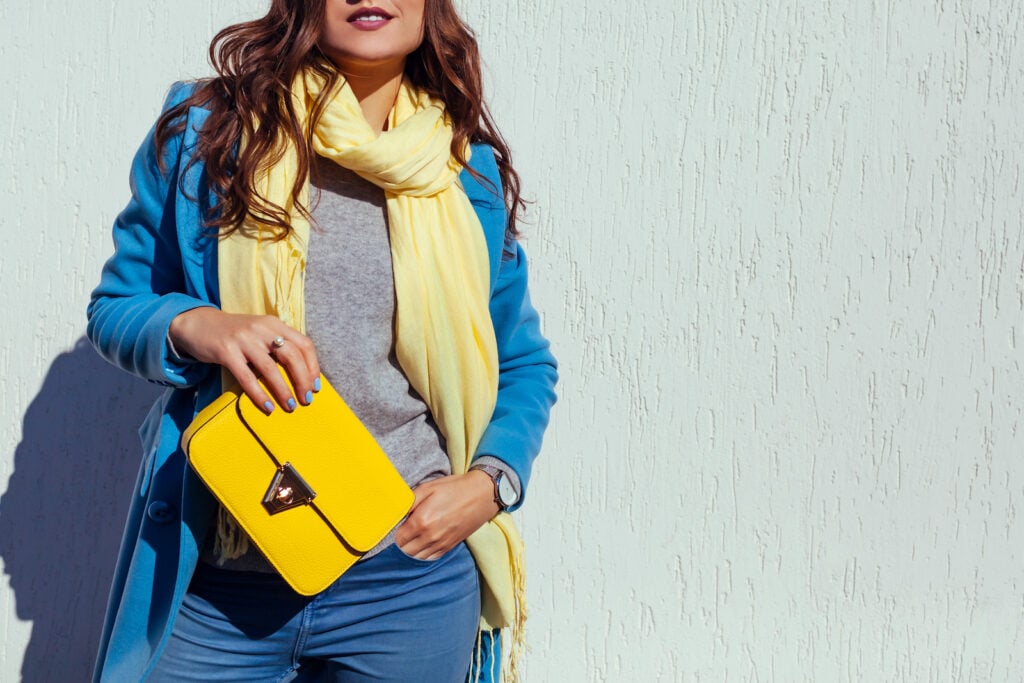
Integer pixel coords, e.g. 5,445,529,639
86,83,558,682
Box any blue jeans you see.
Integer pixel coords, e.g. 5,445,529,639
149,542,481,682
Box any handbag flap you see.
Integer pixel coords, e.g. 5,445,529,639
233,376,414,553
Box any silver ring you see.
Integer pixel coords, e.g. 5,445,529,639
271,336,286,349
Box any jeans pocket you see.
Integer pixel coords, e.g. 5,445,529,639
392,541,446,564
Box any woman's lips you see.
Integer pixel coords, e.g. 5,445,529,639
348,7,393,30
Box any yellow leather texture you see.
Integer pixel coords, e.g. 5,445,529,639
182,372,414,596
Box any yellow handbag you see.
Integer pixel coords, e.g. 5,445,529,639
182,372,415,596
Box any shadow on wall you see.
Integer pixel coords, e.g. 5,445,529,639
0,338,160,681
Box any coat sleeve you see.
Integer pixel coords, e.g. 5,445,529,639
472,240,558,512
86,83,217,388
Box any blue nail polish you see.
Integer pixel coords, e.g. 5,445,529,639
305,390,313,405
287,398,296,411
313,377,322,392
263,401,275,414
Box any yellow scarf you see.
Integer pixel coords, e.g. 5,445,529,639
217,71,527,679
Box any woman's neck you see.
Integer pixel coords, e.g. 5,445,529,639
339,59,406,135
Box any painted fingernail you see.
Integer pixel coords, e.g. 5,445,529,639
313,377,321,392
287,398,296,411
263,401,275,414
304,390,313,405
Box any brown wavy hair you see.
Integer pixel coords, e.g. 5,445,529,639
155,0,524,240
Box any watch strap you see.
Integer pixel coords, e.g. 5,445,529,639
470,462,519,511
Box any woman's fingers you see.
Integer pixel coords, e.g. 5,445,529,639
270,332,318,406
394,474,497,560
247,322,321,412
222,356,277,415
168,309,322,414
247,348,298,412
279,331,321,387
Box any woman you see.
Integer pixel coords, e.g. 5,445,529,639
86,0,557,680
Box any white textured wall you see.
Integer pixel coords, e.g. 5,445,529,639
2,0,1022,680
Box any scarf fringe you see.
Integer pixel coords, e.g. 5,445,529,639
507,540,528,682
469,542,528,682
213,505,249,563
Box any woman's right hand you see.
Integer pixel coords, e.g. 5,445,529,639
169,307,321,414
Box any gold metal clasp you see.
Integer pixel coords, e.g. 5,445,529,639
262,462,316,515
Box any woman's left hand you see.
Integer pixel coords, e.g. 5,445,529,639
394,470,499,560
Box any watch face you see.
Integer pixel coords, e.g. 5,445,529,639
496,473,517,507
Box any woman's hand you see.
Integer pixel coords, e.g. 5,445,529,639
168,307,320,414
394,471,500,560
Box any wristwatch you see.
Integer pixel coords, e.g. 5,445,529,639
471,464,518,512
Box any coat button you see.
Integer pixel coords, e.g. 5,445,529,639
147,501,176,524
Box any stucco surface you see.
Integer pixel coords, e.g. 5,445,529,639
1,0,1022,680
